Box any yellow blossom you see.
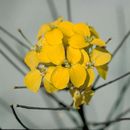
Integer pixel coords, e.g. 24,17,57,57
24,17,112,108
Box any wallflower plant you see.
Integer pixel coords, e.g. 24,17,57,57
24,17,112,109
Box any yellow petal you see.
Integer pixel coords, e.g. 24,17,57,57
67,46,81,64
45,29,63,45
89,26,100,38
43,67,58,93
73,23,90,37
69,34,89,49
96,64,108,79
37,24,51,39
37,45,51,63
58,21,74,37
47,44,65,65
80,49,90,65
70,64,87,88
50,17,63,27
36,38,47,47
87,68,95,87
51,66,69,89
91,38,106,47
24,51,39,70
24,69,42,93
90,47,112,66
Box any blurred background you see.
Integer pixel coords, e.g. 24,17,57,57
0,0,130,129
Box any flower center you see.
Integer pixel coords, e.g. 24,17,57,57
62,59,71,68
37,63,47,76
85,36,94,43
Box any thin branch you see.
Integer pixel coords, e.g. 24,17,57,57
46,92,80,125
0,26,30,50
88,118,130,126
0,37,26,68
18,29,33,47
112,31,130,57
0,49,25,75
106,37,112,44
106,79,130,121
66,0,72,21
14,86,26,89
93,31,130,88
46,0,58,20
117,108,130,119
17,104,75,111
93,72,130,91
99,108,130,129
46,93,68,108
10,105,29,130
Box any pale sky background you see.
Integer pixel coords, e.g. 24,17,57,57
0,0,130,129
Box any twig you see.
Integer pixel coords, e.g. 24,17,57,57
0,26,30,50
93,72,130,91
112,31,130,57
14,86,26,89
0,37,27,68
46,93,68,108
117,108,130,119
46,0,58,20
18,29,33,47
106,79,130,121
93,31,130,88
0,37,23,61
78,105,89,130
99,108,130,129
46,92,80,125
10,105,29,130
106,37,112,44
0,49,25,75
17,104,75,111
88,118,130,126
66,0,72,21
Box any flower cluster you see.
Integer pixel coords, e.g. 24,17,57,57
24,17,112,108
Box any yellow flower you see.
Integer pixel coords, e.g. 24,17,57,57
69,23,106,48
37,17,63,40
90,47,112,66
58,21,74,37
24,17,112,108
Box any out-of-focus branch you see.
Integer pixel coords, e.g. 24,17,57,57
106,79,130,121
93,31,130,88
66,0,72,21
88,118,130,126
0,26,30,50
18,29,33,47
93,72,130,91
17,104,75,111
0,37,23,62
98,108,130,129
46,0,58,20
0,49,25,75
10,105,29,130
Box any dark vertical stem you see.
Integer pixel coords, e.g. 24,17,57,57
66,0,72,21
78,105,89,130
